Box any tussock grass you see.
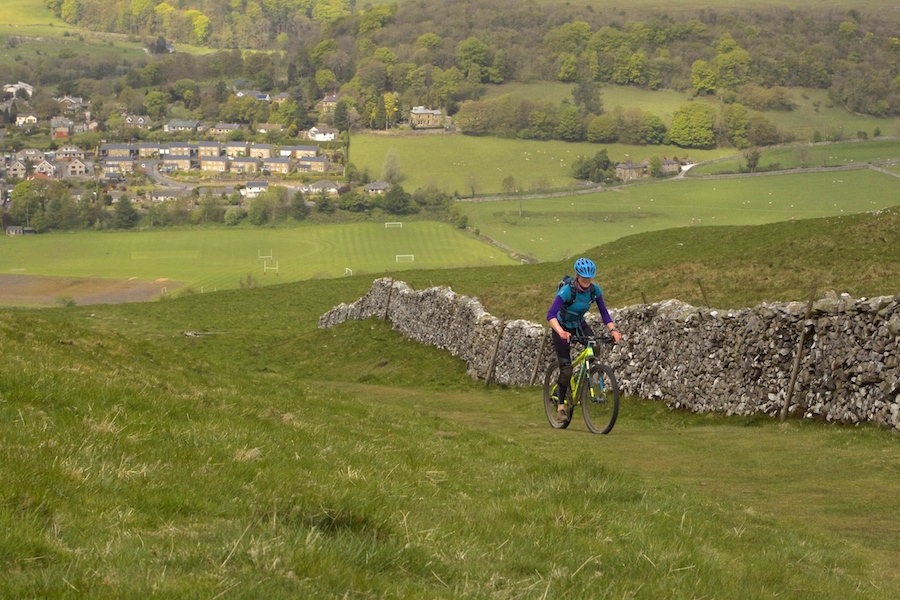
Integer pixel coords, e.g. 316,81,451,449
2,210,900,597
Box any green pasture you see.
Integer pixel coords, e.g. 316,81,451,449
0,222,517,294
486,82,900,143
0,1,62,26
0,31,148,65
351,133,729,195
690,138,900,175
458,168,900,261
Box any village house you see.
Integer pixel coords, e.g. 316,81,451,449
56,95,86,112
160,155,193,172
308,179,339,195
16,113,38,127
307,124,338,142
243,181,269,199
364,181,391,195
66,159,88,177
102,157,135,174
168,142,196,157
210,123,241,137
616,162,646,182
16,149,44,163
124,114,154,129
660,159,681,175
150,190,180,203
50,116,74,139
137,143,161,159
4,81,34,98
230,156,259,174
6,161,27,179
409,106,443,129
263,157,292,174
249,144,274,159
100,144,134,158
196,141,222,157
296,156,328,173
321,94,339,116
200,156,229,173
34,160,56,177
164,119,199,133
224,141,249,158
55,145,84,161
272,93,290,106
279,145,318,159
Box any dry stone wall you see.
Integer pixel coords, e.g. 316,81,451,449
319,278,900,430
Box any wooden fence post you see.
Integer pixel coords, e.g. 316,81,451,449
529,328,549,386
698,280,710,308
382,277,394,321
485,320,506,387
782,286,817,422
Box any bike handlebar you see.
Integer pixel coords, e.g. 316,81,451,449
570,334,617,346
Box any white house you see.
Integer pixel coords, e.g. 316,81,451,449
307,124,338,142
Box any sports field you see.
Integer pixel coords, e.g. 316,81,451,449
0,222,517,306
459,168,900,261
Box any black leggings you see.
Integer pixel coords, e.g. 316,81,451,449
551,323,594,402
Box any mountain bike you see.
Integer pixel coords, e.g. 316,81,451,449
543,334,620,434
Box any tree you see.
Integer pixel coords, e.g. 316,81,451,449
379,185,417,215
669,103,717,148
113,197,140,229
572,79,604,116
290,191,310,220
381,147,402,183
501,176,517,195
691,60,717,95
555,105,586,141
587,114,618,143
744,148,761,173
144,91,168,119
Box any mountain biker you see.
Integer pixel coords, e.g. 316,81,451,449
547,257,622,424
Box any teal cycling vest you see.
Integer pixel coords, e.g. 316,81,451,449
556,282,601,329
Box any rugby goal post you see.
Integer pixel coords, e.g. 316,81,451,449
384,222,403,228
395,254,415,263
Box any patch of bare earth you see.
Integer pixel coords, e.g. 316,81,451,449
0,274,183,307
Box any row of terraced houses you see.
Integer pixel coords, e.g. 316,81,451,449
97,141,332,176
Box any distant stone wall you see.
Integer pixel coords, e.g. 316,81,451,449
319,278,900,430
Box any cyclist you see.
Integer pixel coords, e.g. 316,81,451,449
547,257,622,424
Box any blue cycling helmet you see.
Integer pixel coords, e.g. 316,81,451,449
574,257,596,278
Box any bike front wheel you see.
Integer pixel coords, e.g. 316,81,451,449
581,362,619,434
542,363,571,429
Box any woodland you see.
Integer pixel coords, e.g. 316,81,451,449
1,1,892,151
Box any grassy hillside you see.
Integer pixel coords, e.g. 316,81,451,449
459,167,900,261
2,208,899,597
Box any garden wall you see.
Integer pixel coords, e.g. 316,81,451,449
318,278,900,430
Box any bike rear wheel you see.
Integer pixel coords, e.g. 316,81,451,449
543,363,572,429
581,362,619,434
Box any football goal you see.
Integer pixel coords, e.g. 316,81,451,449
384,222,403,228
395,254,415,263
344,267,353,276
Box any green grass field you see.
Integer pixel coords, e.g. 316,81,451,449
0,222,517,298
458,168,900,261
351,133,731,196
690,138,900,174
2,218,899,596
